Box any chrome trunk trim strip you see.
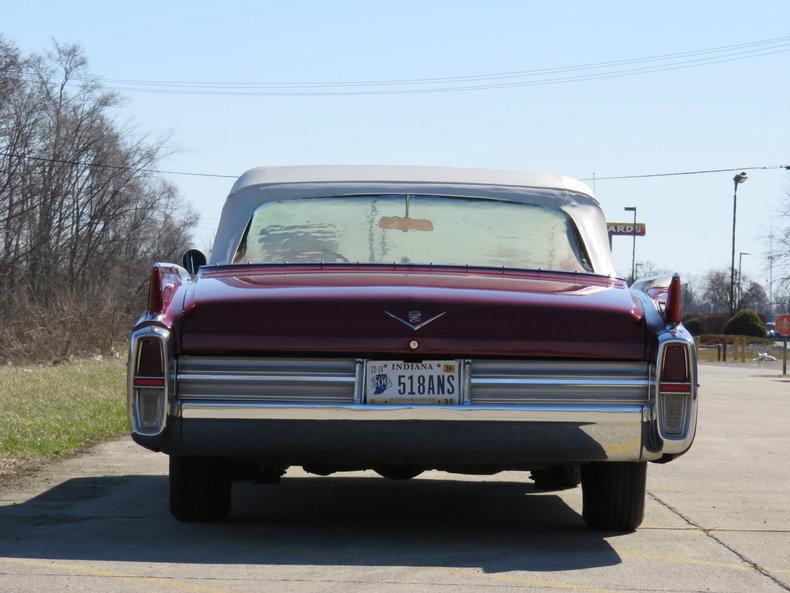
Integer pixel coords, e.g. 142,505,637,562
180,400,644,423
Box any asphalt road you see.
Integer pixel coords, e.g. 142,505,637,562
1,364,788,593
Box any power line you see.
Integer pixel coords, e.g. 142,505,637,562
91,35,790,89
111,47,790,96
0,152,237,179
51,36,790,97
2,152,787,182
580,165,790,181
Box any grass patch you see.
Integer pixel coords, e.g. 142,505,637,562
696,348,720,363
0,357,127,474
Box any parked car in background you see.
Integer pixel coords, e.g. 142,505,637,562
766,322,781,339
127,165,698,531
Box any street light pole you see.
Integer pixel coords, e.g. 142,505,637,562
730,173,748,313
738,251,749,310
625,206,637,282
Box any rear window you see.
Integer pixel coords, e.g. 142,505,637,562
233,194,593,273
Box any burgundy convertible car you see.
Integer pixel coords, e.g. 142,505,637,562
127,166,697,530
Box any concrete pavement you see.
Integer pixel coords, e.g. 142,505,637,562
0,364,788,592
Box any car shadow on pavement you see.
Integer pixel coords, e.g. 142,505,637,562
0,474,623,573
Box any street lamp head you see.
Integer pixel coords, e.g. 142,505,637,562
733,172,748,184
624,206,636,212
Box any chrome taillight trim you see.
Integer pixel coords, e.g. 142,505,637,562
127,325,170,436
659,392,689,436
655,334,698,451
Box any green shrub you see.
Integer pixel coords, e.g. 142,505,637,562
693,313,728,334
723,309,767,337
684,317,702,335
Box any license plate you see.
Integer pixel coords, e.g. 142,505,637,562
365,360,460,404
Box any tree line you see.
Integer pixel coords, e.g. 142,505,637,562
0,39,196,362
2,36,787,360
632,261,777,336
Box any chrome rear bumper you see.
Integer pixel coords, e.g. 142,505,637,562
172,400,660,463
130,354,696,465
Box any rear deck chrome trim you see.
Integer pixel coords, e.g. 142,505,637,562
469,360,651,404
176,356,358,403
472,378,649,386
178,374,356,384
174,356,652,406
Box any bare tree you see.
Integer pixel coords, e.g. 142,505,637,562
702,270,733,314
701,268,769,316
740,280,769,317
770,189,790,302
0,38,196,362
774,290,790,315
632,260,669,281
681,280,708,316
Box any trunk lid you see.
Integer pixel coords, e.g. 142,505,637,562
179,266,646,360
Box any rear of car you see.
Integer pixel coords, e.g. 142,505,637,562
128,166,698,531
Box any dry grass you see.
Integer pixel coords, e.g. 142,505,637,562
0,356,127,476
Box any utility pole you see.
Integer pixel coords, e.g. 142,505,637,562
738,252,749,310
730,173,748,314
624,206,637,282
768,227,775,316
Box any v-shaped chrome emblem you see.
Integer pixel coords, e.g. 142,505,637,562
385,310,446,331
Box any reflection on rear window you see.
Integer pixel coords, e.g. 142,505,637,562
233,194,592,273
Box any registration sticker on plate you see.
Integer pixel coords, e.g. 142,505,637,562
365,360,460,404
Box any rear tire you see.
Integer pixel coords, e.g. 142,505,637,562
531,465,581,491
169,456,232,521
581,462,646,532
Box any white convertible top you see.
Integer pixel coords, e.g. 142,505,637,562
229,165,596,197
211,165,614,275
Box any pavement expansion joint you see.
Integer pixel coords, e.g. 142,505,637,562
647,491,790,592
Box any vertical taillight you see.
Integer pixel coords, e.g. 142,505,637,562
661,344,689,384
658,343,691,436
146,264,181,317
132,337,167,433
665,274,682,326
147,267,164,315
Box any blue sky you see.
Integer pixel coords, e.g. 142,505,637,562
3,1,789,286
